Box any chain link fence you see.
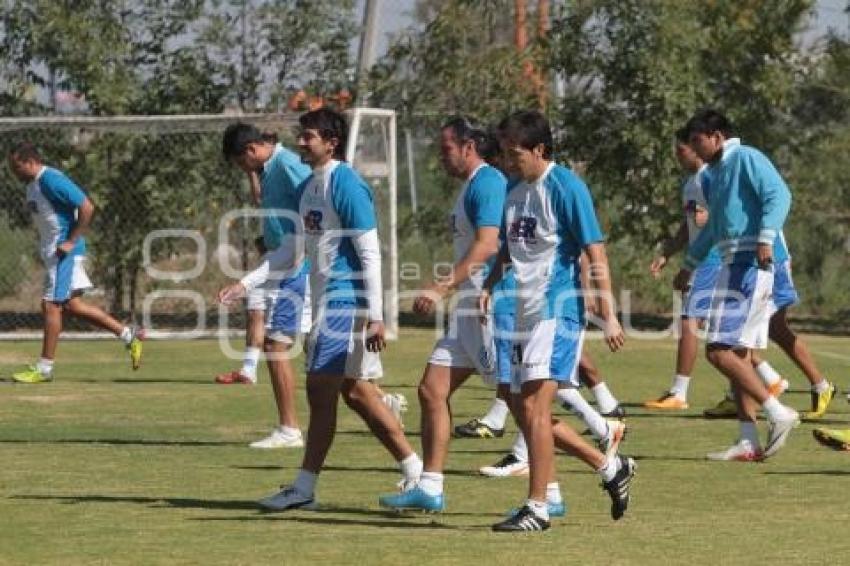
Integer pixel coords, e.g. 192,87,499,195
0,111,400,339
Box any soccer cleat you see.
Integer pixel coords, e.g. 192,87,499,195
763,411,800,459
258,486,316,511
599,420,627,460
812,428,850,451
643,393,689,410
508,501,567,518
479,454,529,477
804,381,836,420
249,427,304,449
453,418,504,439
11,366,52,384
127,327,144,371
379,486,445,512
601,456,636,521
767,378,790,398
215,370,255,385
706,439,763,462
703,396,737,418
601,405,626,419
492,505,550,532
382,393,408,428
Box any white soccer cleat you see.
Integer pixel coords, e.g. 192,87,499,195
258,486,316,511
479,454,529,477
382,393,408,428
763,411,800,459
706,439,763,462
249,427,304,449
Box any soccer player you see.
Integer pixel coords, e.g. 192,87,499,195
673,109,800,461
377,116,508,513
486,110,634,532
7,143,143,383
217,123,311,449
218,108,422,510
644,128,788,411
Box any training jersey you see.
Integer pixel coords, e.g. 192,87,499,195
504,162,603,325
682,164,721,266
260,143,311,250
449,163,506,305
688,139,791,268
298,160,381,315
26,166,87,262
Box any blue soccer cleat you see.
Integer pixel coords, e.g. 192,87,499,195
379,486,445,512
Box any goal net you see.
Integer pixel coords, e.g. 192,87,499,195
0,109,399,340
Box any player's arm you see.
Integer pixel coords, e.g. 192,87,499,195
674,224,715,292
42,172,90,256
57,197,94,256
217,234,301,305
478,243,510,320
650,220,688,278
247,170,261,206
747,153,791,268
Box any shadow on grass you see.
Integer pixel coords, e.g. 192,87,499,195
0,438,243,447
191,513,470,530
763,470,850,477
70,378,216,385
230,464,481,478
631,454,710,462
11,494,259,511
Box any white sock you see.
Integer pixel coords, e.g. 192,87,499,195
119,327,133,345
670,374,691,400
511,432,528,462
557,388,608,440
480,398,509,430
240,347,261,380
417,471,443,496
36,357,54,376
399,453,423,482
546,482,563,505
597,455,622,483
293,469,317,496
755,361,781,386
813,379,831,394
738,421,760,448
590,383,619,414
526,498,549,520
762,396,794,421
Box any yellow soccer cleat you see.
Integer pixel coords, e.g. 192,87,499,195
644,393,689,410
704,396,737,418
127,327,145,371
12,366,52,384
804,381,835,420
812,428,850,451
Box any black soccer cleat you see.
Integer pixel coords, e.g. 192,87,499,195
453,418,504,439
601,404,626,419
602,455,636,520
492,505,550,533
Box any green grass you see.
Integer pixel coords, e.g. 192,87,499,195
1,330,849,565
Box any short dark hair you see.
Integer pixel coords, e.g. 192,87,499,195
221,122,277,159
441,115,488,156
478,127,501,163
674,126,690,144
685,109,734,138
299,108,348,160
500,110,553,159
9,141,42,163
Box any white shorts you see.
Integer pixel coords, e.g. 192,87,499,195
707,264,775,349
44,255,93,302
428,309,497,383
305,301,382,380
511,318,585,393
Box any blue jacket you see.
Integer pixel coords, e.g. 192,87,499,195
684,138,791,268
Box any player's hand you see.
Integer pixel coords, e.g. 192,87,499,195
694,206,709,228
478,288,492,324
217,282,246,306
672,268,692,293
649,255,667,279
756,243,773,269
413,281,448,316
602,315,625,352
365,321,386,352
56,240,75,257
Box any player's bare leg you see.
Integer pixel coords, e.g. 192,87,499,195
418,364,474,471
265,339,299,429
341,379,415,462
64,295,124,336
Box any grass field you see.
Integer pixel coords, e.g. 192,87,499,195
1,330,849,565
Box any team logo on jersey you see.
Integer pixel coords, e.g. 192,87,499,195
509,216,537,243
304,210,323,232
